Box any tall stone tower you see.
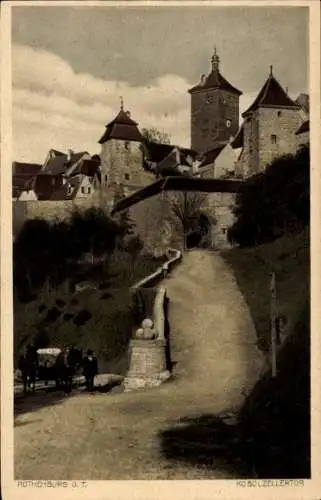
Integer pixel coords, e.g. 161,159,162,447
188,48,242,154
98,99,153,199
235,67,303,178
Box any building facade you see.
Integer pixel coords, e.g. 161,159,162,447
232,67,308,178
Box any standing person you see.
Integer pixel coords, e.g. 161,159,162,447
83,349,98,393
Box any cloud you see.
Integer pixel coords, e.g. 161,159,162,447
14,43,279,163
13,43,191,162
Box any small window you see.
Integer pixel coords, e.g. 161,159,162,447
222,227,228,235
105,174,108,183
81,186,85,194
271,134,277,144
124,173,130,181
124,141,130,150
277,111,282,117
88,187,91,194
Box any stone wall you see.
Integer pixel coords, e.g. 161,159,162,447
296,131,309,148
205,192,235,249
12,196,113,238
129,188,236,254
191,89,239,153
129,191,175,256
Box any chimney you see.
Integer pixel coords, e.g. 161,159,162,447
67,149,74,161
125,110,131,118
200,74,206,85
49,149,55,159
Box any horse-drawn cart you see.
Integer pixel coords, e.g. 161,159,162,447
37,347,62,386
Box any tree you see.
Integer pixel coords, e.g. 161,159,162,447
141,127,171,145
168,191,208,250
228,145,309,247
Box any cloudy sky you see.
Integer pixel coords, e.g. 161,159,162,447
12,5,309,163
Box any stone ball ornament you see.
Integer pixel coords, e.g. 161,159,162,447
135,328,145,339
142,318,153,329
134,318,158,340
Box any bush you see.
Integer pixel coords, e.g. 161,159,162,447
63,313,74,322
33,329,50,349
13,208,126,297
228,145,309,247
56,299,66,308
73,308,92,326
43,307,61,324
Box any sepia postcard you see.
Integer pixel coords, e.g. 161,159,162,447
1,1,320,499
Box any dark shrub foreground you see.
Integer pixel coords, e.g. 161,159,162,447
228,145,309,247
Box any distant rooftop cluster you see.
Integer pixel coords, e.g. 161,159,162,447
12,150,101,201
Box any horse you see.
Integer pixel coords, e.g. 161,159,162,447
18,345,39,395
53,346,83,394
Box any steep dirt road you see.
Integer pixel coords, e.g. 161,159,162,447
14,250,265,480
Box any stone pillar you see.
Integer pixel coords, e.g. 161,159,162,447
124,319,171,392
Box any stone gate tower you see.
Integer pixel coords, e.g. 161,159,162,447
98,98,153,201
188,48,242,154
234,67,303,178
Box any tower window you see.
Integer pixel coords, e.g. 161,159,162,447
124,173,130,181
271,134,277,144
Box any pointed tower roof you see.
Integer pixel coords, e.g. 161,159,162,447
98,97,143,144
188,48,242,95
242,66,300,117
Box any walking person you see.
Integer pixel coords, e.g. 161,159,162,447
59,346,73,395
83,349,98,393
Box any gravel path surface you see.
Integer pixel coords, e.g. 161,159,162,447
15,250,265,480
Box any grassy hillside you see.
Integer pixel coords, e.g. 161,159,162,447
240,303,310,478
222,229,309,351
14,251,164,374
